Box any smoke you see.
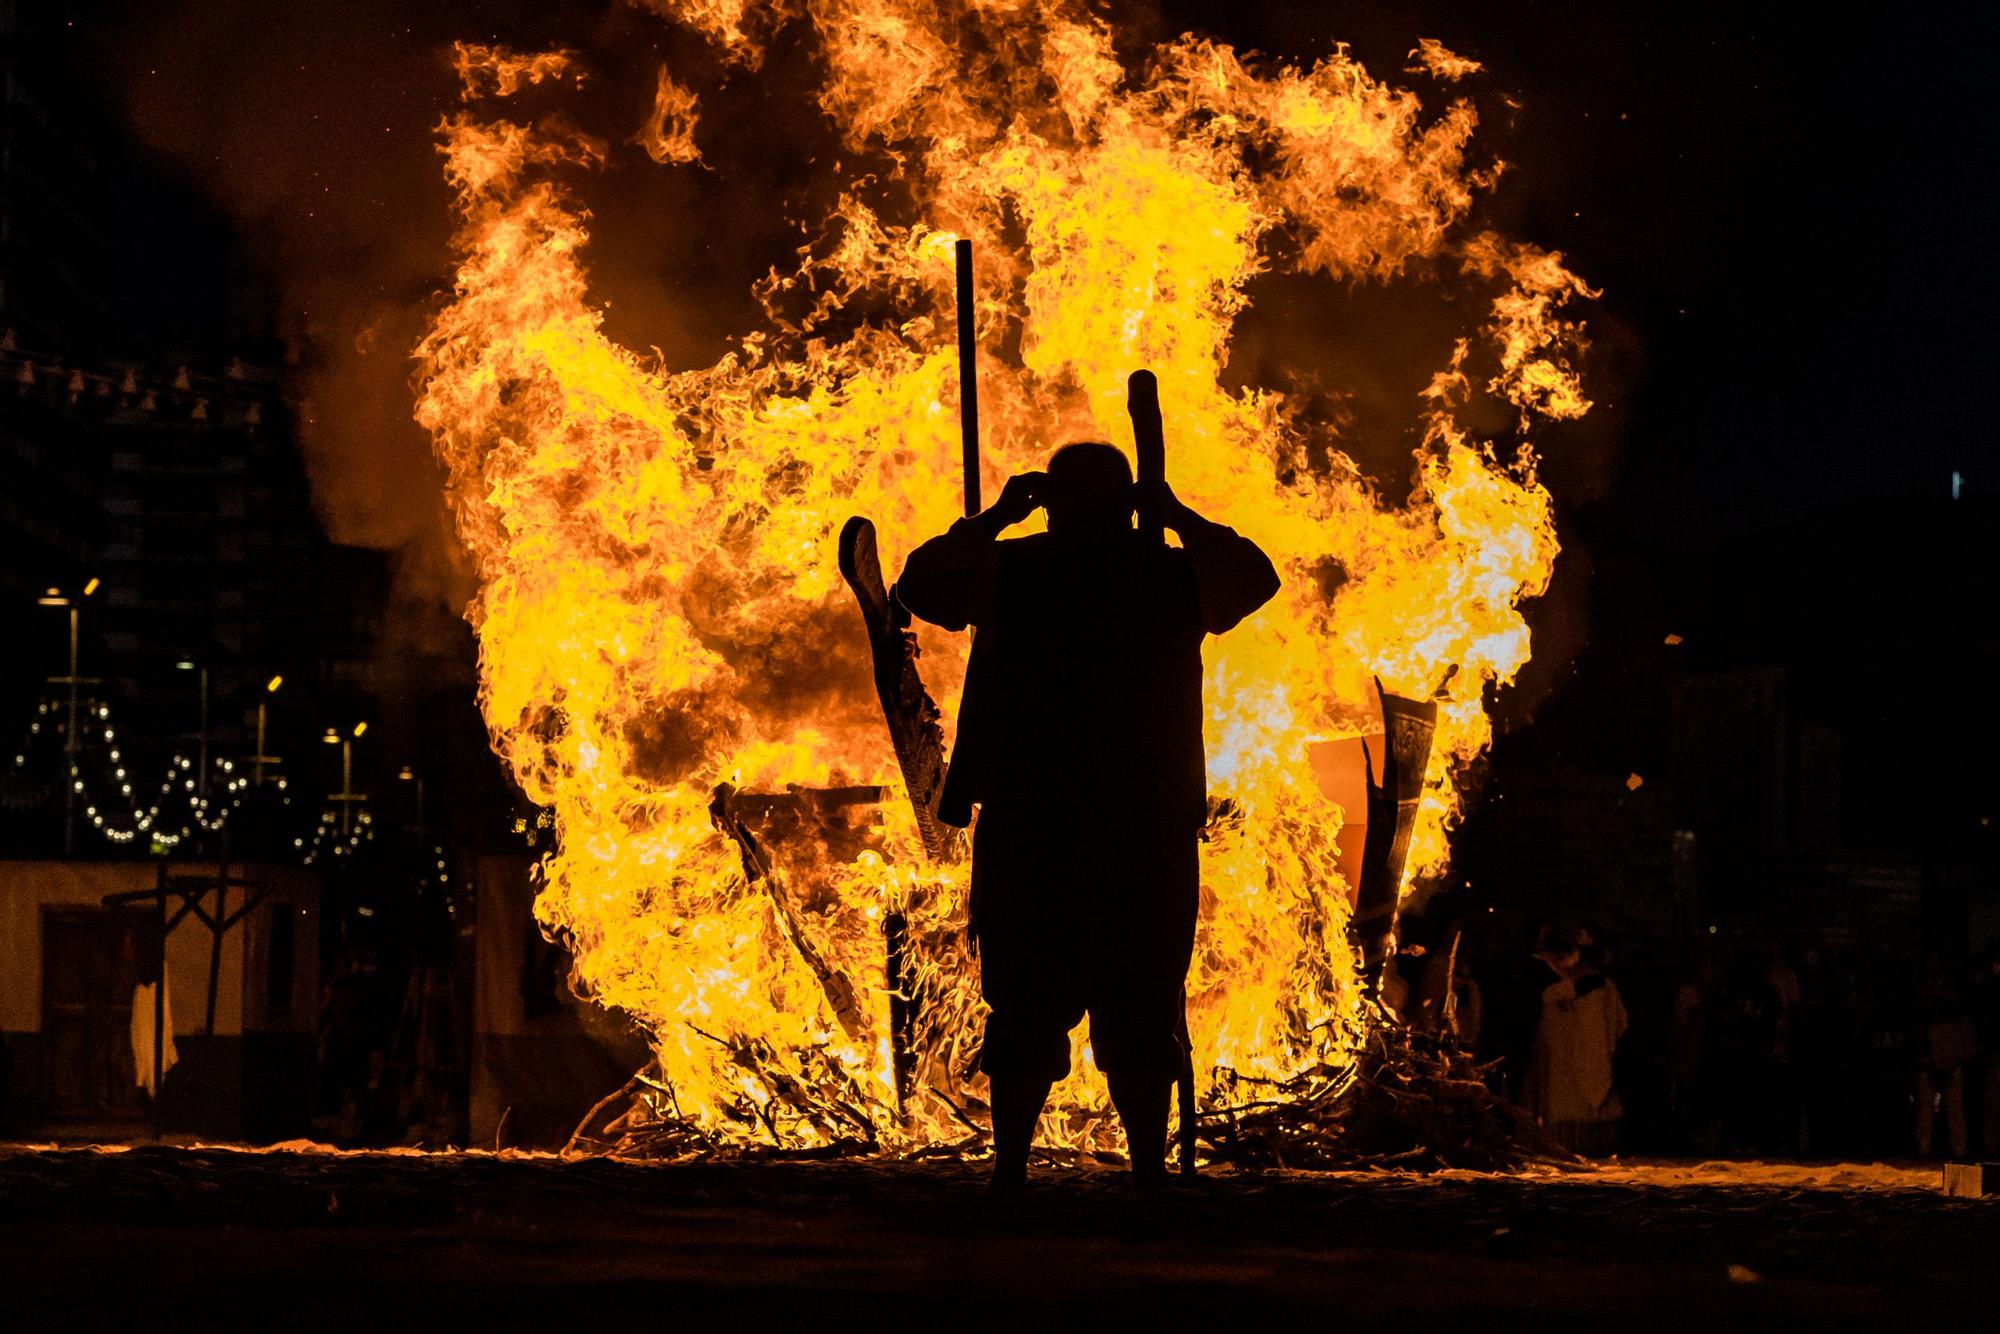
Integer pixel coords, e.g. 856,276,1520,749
86,3,831,606
83,3,459,602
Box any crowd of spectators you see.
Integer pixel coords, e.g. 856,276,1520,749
1461,922,2000,1161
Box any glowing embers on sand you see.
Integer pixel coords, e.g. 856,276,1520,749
415,2,1592,1156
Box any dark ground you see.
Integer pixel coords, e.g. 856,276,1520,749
0,1146,1991,1327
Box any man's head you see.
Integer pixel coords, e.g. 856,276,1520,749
1043,441,1134,537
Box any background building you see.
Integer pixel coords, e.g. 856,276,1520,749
0,4,497,1143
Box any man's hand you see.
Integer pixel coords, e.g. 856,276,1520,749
1136,477,1197,535
1137,477,1282,634
987,471,1047,529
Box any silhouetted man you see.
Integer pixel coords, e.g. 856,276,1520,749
899,442,1279,1187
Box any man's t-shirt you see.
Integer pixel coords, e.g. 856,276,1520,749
953,532,1206,829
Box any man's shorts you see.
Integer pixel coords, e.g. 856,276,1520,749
970,804,1199,1086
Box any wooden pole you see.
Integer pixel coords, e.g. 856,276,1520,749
1128,369,1165,543
153,861,167,1136
64,606,78,854
955,239,980,518
204,830,228,1035
1127,366,1195,1175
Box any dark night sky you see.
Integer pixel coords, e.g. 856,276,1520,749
1225,1,1995,524
50,1,2000,795
70,1,1994,507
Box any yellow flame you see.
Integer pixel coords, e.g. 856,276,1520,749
416,8,1591,1152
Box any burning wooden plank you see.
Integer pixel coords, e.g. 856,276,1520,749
1354,682,1439,999
708,781,883,1046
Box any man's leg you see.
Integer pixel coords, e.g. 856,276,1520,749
1099,830,1199,1187
979,959,1077,1189
972,807,1073,1189
1106,1070,1172,1184
981,998,1072,1190
989,1073,1054,1190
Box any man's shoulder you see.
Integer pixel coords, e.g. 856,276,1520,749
998,532,1190,560
998,533,1196,585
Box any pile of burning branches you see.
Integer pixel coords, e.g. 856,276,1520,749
562,1016,1571,1173
551,644,1566,1171
1198,1019,1573,1173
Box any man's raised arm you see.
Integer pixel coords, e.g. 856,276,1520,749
1153,484,1281,635
896,472,1045,632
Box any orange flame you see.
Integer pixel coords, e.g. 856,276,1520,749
416,7,1589,1152
635,66,702,166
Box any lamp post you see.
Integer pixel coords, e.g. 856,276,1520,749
40,579,101,855
175,659,209,802
252,674,283,787
397,764,425,839
325,721,368,837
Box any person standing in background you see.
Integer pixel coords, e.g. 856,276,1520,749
1528,926,1629,1156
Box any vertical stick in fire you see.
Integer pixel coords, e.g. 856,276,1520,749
955,238,980,518
834,247,982,868
1128,370,1165,544
834,240,990,1098
1126,365,1198,1177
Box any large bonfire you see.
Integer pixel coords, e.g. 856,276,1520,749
416,0,1593,1157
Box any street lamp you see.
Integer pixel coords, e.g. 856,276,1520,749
40,579,101,854
175,659,209,800
325,722,368,836
252,674,283,787
397,764,426,839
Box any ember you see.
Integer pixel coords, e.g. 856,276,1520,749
414,1,1588,1156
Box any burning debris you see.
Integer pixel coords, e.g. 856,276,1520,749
564,1018,1570,1173
415,1,1593,1163
1201,1021,1572,1173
